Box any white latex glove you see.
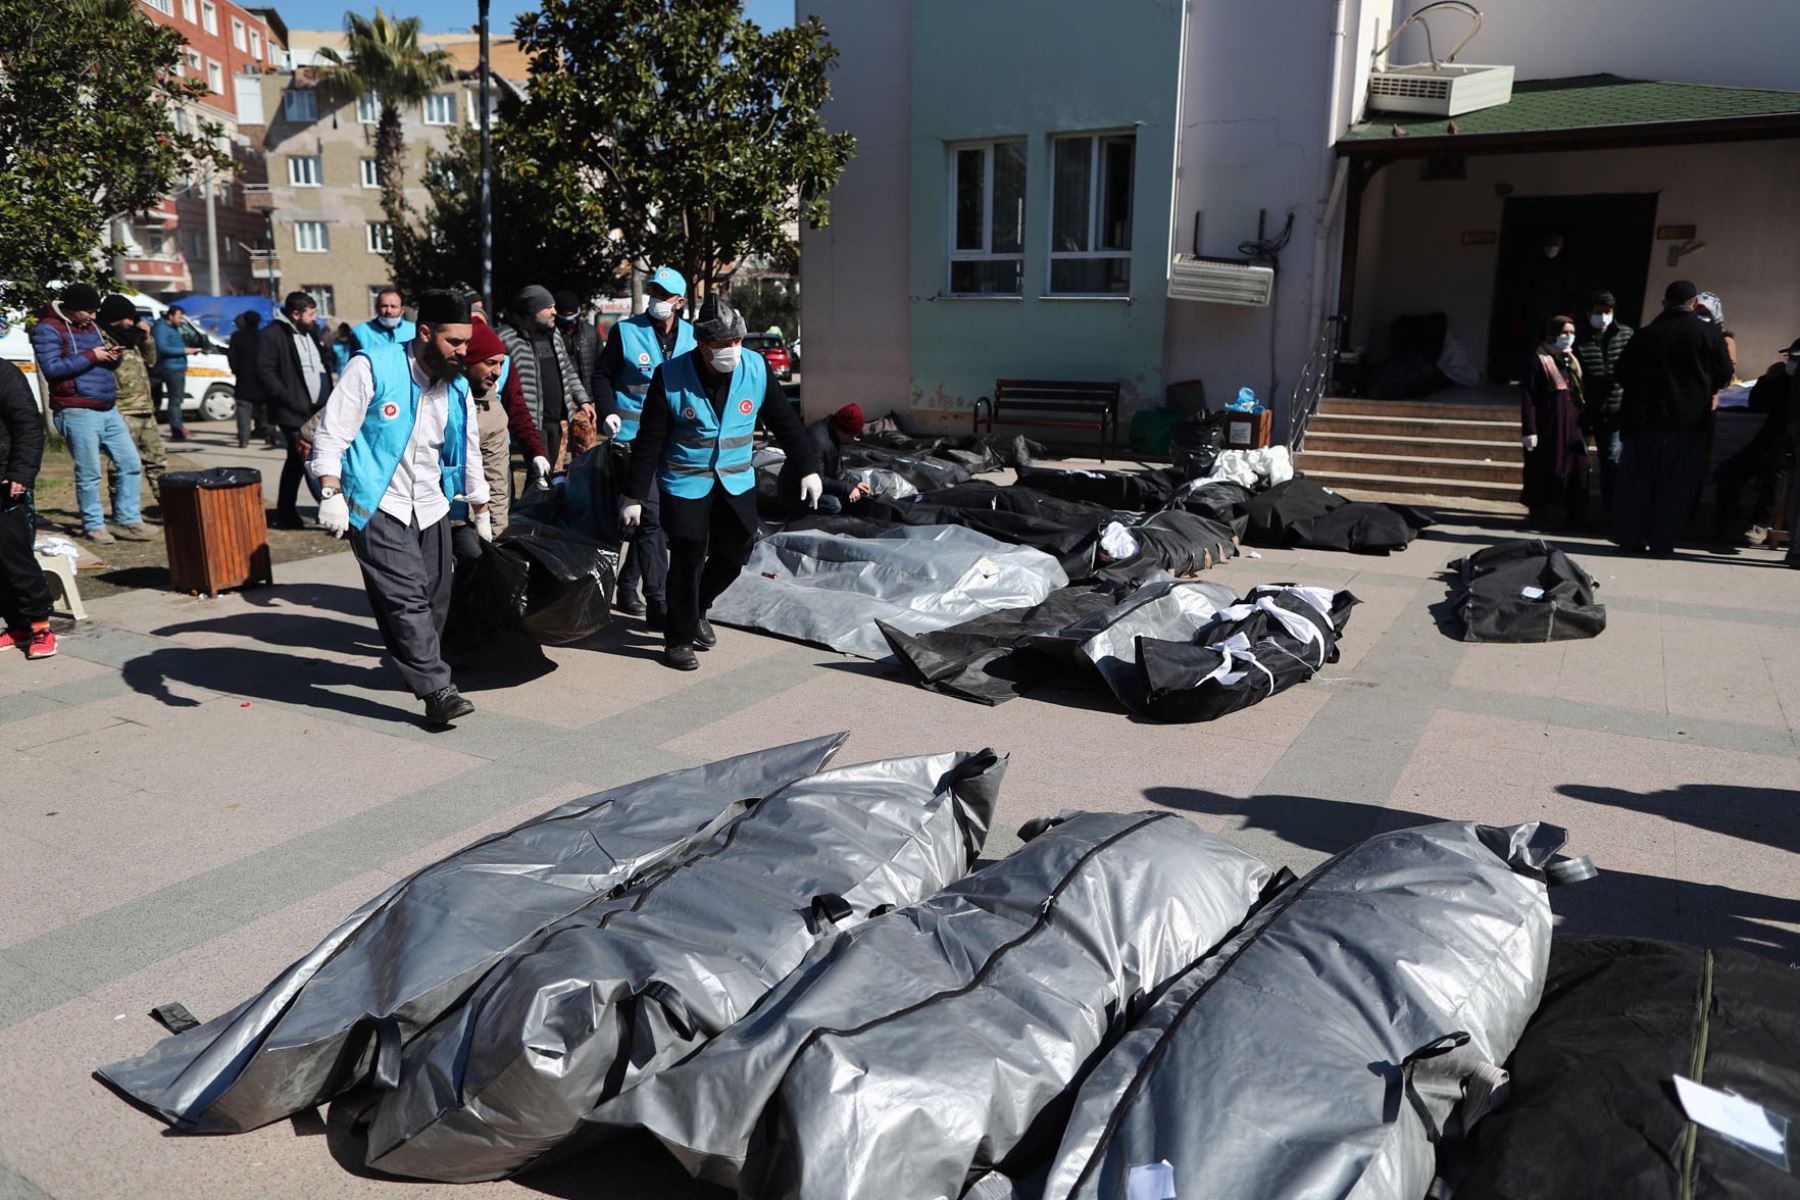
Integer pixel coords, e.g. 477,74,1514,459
475,510,494,541
1522,434,1539,451
619,499,643,529
799,473,823,510
531,455,552,491
603,413,622,437
318,492,350,538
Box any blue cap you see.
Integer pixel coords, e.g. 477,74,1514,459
648,266,686,296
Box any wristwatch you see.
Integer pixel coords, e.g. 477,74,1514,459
319,486,339,499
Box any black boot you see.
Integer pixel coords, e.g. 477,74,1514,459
664,643,699,671
615,587,646,616
424,685,475,726
693,617,717,649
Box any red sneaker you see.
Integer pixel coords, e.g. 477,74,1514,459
26,627,57,659
0,627,27,651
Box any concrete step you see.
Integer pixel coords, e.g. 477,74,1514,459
1300,468,1522,501
1306,412,1519,441
1319,396,1516,422
1295,448,1521,484
1302,431,1523,463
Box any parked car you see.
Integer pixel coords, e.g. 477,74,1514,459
133,293,238,422
744,331,793,381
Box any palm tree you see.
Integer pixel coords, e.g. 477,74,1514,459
316,11,454,221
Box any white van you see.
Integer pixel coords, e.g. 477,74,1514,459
1,293,237,421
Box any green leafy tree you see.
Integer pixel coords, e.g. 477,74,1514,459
729,275,798,337
316,9,454,282
390,121,625,305
0,0,226,312
512,0,856,295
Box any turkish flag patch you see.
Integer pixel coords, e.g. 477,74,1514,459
682,407,697,421
381,402,399,419
737,398,754,415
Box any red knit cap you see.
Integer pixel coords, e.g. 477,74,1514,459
466,321,507,363
833,403,865,438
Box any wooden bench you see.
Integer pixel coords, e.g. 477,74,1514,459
972,378,1121,462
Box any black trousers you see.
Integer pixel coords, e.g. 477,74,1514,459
276,424,321,520
615,447,668,603
663,488,756,647
0,493,53,628
349,510,454,697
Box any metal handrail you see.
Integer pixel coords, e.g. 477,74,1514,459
1286,315,1345,452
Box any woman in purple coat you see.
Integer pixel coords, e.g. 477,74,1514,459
1521,314,1589,526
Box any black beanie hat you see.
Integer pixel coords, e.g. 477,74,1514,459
416,288,473,326
62,282,102,312
96,294,139,325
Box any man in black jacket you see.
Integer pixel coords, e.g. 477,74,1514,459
778,402,871,517
257,292,332,528
554,291,602,401
1611,279,1734,554
0,359,57,659
1572,289,1633,513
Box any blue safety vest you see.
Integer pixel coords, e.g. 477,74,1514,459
656,349,768,499
352,317,418,351
340,341,471,530
612,315,695,444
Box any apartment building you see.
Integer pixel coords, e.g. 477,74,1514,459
131,0,286,296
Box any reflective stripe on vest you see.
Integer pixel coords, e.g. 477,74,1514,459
656,349,768,499
612,315,695,444
339,341,471,530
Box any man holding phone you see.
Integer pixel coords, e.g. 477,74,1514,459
30,282,148,544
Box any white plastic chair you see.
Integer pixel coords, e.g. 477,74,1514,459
36,552,87,621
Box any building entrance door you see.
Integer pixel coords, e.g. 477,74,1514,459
1486,192,1657,382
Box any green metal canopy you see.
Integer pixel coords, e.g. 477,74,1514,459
1339,74,1800,157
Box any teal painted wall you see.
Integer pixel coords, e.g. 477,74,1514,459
907,0,1183,428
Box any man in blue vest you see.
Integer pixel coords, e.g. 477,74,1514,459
596,265,692,627
621,293,820,670
353,287,418,351
310,289,490,726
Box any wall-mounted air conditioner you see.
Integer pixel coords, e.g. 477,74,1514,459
1167,255,1274,307
1367,63,1513,117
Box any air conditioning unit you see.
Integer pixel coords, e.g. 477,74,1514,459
1367,63,1514,117
1167,255,1275,307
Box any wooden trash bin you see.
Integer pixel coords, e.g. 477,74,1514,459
1224,408,1273,450
161,467,273,596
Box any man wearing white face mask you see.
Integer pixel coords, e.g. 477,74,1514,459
596,265,694,625
353,287,417,351
620,292,820,671
1574,289,1633,512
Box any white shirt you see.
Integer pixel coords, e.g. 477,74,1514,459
308,346,487,527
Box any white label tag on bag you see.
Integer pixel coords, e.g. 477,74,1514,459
1520,585,1546,600
1127,1160,1177,1199
1675,1076,1791,1168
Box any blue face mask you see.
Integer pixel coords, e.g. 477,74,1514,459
1554,333,1575,351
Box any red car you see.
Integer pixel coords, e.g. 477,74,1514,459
744,332,793,381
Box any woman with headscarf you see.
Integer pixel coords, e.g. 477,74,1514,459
1520,314,1589,527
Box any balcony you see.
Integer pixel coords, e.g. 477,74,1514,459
249,250,281,279
244,184,277,213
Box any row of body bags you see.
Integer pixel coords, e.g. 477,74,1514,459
98,736,1579,1200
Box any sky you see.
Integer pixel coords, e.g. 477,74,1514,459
281,0,794,36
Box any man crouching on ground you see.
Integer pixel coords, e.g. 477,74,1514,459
309,288,489,727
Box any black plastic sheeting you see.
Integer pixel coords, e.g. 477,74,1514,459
161,466,263,490
600,811,1274,1200
1448,936,1800,1200
1013,467,1180,513
1450,539,1606,643
446,523,617,647
1096,509,1239,582
1241,477,1433,553
361,748,1005,1182
93,735,851,1134
878,585,1124,705
1166,478,1254,538
1136,585,1358,722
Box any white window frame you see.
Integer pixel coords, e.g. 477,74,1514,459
250,29,262,59
301,285,335,318
945,138,1026,297
421,93,457,127
1046,131,1136,296
287,155,321,187
293,221,328,253
200,0,216,35
366,222,393,255
205,58,224,96
282,89,316,121
359,158,381,189
185,47,202,73
231,17,246,50
144,0,174,15
180,0,195,19
356,91,382,125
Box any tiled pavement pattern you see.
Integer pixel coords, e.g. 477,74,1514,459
2,487,1797,1199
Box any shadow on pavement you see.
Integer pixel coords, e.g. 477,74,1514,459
1144,785,1800,961
1419,527,1793,568
151,612,386,657
240,581,376,620
1557,782,1800,857
120,644,416,724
